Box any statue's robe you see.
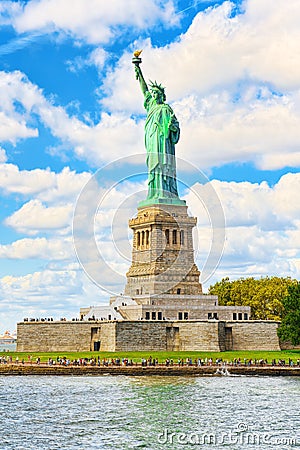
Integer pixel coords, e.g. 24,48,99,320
144,91,180,199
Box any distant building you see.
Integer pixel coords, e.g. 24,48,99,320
0,330,17,351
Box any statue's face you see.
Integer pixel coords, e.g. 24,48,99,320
151,89,163,104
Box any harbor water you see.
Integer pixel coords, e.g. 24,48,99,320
0,375,299,449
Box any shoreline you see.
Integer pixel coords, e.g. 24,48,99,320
1,364,300,376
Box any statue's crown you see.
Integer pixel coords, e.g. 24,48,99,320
149,80,165,95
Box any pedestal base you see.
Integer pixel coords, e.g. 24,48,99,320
138,197,186,208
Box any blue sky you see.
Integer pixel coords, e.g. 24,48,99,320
0,0,300,333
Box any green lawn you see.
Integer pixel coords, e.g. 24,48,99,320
3,350,300,363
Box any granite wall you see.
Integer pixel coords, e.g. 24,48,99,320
228,321,281,351
17,320,280,352
17,321,93,352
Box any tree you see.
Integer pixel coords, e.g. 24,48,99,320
277,282,300,345
208,276,297,320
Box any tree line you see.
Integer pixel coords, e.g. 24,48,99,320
208,276,300,345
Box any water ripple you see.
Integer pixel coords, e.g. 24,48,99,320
0,375,299,449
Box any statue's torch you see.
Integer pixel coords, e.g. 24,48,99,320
132,50,142,79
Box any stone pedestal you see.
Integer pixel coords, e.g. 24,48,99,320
125,203,202,300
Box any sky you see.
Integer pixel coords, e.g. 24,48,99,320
0,0,300,333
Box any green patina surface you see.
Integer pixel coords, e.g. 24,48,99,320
133,55,185,207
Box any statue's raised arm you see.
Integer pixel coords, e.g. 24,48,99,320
132,51,184,206
132,50,148,96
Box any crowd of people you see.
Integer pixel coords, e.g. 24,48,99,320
1,354,299,367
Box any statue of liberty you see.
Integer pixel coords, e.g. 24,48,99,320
133,51,184,205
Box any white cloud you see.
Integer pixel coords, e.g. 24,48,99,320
38,108,143,165
0,70,144,166
0,267,109,332
0,147,7,163
209,173,300,228
89,48,107,69
0,110,38,143
101,1,300,170
0,237,74,260
67,48,108,74
3,169,300,285
5,199,73,235
171,0,300,94
0,166,90,238
0,163,91,201
174,88,300,170
186,173,300,285
102,0,300,108
1,2,300,171
210,223,300,285
0,71,41,144
0,163,55,195
3,0,178,44
36,167,92,203
259,152,300,171
272,173,300,221
0,1,21,26
1,27,300,171
2,66,299,172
